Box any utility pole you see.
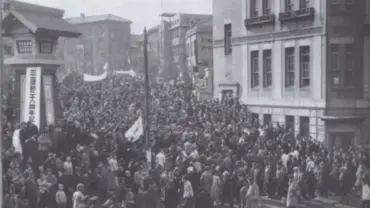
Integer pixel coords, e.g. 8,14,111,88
0,0,5,207
143,28,152,168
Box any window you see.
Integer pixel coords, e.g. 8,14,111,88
39,41,53,54
285,115,295,131
285,47,295,87
251,51,259,88
262,0,271,15
299,0,308,9
285,0,293,12
344,44,353,86
16,40,33,54
299,46,310,87
299,116,310,137
250,0,258,17
224,23,232,55
331,44,340,85
263,49,272,87
263,114,272,126
345,0,354,10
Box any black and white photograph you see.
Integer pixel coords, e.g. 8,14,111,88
0,0,369,208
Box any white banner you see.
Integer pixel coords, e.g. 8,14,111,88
83,71,108,82
20,75,26,122
43,76,55,125
115,69,136,77
24,67,42,129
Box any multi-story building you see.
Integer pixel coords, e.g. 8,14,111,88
63,13,132,75
185,18,213,77
213,0,370,148
185,18,213,99
157,19,173,79
161,12,212,80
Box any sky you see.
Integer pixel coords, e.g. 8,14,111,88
21,0,213,34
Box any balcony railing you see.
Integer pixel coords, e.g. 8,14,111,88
279,7,315,22
244,14,275,28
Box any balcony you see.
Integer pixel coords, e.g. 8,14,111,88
279,7,315,22
244,14,275,28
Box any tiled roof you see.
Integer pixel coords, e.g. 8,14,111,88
66,14,132,24
4,1,81,38
9,0,64,17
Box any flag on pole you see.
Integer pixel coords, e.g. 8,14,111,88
125,116,143,142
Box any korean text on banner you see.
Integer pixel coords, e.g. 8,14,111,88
43,76,55,125
24,67,42,129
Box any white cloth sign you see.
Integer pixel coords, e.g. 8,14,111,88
43,76,55,125
24,67,42,129
20,75,26,122
125,116,144,142
83,62,108,82
83,71,107,82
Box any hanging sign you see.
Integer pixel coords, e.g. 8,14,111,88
24,67,42,129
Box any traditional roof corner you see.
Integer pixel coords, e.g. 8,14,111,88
3,0,82,38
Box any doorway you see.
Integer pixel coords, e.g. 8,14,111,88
221,89,234,103
329,132,354,151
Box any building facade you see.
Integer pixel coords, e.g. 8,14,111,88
185,19,213,77
185,19,213,99
161,13,212,80
213,0,370,148
63,14,132,75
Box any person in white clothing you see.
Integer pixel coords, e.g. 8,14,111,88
362,177,370,208
156,150,166,168
12,127,22,154
73,184,88,208
108,155,118,172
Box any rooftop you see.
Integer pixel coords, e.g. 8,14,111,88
185,18,213,38
147,25,159,34
66,14,132,24
3,0,81,38
160,12,212,18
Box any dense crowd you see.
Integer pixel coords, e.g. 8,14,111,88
2,72,370,208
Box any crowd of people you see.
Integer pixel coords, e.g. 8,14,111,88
2,72,370,208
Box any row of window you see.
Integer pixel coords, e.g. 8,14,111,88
250,46,310,88
249,0,353,17
252,113,310,137
249,44,354,89
16,40,53,54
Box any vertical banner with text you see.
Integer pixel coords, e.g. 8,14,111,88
20,75,26,122
24,67,42,129
43,75,55,125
